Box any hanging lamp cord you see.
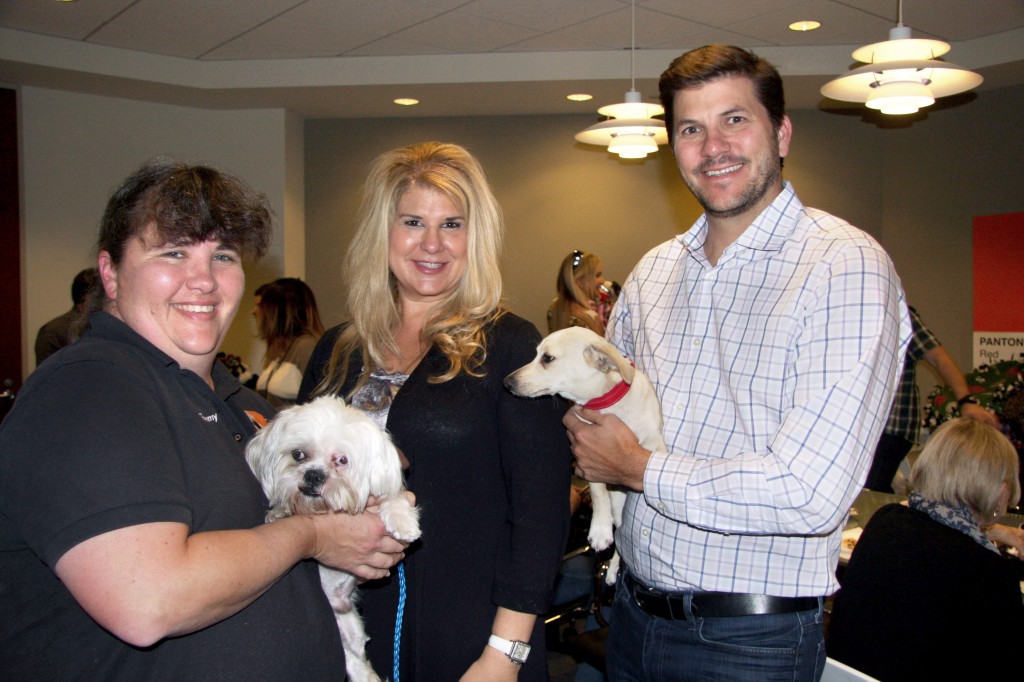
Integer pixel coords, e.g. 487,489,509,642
392,561,408,682
629,0,636,89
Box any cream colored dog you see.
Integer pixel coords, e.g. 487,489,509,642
504,327,665,584
245,396,420,682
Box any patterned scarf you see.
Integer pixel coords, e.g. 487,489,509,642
908,491,1000,554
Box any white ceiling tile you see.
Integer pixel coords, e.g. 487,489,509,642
459,0,624,32
379,10,542,53
86,0,306,58
0,0,136,39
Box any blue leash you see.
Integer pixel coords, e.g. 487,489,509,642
392,562,407,682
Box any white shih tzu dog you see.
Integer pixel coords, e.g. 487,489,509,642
245,395,420,682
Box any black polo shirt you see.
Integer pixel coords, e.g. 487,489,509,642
0,312,345,680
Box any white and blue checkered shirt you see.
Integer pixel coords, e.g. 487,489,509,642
610,183,910,598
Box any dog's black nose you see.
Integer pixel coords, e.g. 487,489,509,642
302,468,327,493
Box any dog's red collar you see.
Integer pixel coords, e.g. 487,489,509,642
582,380,630,410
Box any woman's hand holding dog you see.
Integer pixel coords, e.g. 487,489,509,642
308,492,416,580
564,407,650,491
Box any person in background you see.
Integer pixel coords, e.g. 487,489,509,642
34,267,99,365
547,250,606,335
563,45,909,681
0,160,408,680
593,278,619,331
253,277,325,409
865,304,1000,492
828,417,1023,680
298,141,570,681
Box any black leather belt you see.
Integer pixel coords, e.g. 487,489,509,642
623,571,819,620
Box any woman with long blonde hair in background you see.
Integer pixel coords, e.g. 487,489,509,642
547,250,607,335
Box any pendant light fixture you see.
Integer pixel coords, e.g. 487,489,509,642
820,0,982,116
574,0,667,158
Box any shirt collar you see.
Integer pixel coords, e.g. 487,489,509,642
86,311,240,397
680,181,803,262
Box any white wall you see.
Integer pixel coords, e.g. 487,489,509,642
18,87,295,377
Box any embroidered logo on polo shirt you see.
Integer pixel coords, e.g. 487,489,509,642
245,410,269,430
199,412,219,423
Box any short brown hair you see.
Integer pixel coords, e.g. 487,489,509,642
659,44,785,145
98,159,273,266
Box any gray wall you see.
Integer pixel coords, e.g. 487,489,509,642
305,87,1024,391
15,81,1023,389
17,87,301,376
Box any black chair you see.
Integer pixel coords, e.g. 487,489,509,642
545,544,612,673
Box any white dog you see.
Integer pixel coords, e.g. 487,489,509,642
504,327,665,585
245,395,420,682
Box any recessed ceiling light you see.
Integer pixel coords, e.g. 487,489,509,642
567,93,593,102
393,98,419,106
789,20,821,32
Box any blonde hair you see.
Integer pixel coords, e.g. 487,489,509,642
314,142,505,397
549,250,601,333
910,418,1021,520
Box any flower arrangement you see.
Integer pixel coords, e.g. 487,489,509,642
923,358,1024,452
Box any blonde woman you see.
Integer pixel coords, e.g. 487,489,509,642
299,142,570,681
547,249,606,334
828,417,1023,680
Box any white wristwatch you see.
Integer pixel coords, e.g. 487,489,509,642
488,634,531,664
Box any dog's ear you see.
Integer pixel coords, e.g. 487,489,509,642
583,341,635,383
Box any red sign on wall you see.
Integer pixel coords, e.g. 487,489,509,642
973,212,1024,366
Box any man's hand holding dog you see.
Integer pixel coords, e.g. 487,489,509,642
564,406,650,491
308,492,416,581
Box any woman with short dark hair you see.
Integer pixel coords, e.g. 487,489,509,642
0,159,408,680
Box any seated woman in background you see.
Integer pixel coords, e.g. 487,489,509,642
254,277,324,408
827,417,1023,680
547,250,606,335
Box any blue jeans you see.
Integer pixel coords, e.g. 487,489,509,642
606,576,826,681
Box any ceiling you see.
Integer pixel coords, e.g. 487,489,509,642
1,0,1022,118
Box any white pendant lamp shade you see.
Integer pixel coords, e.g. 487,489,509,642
821,16,982,116
865,78,934,114
575,90,668,159
574,0,667,159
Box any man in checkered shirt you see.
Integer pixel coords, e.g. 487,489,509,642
564,45,911,681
